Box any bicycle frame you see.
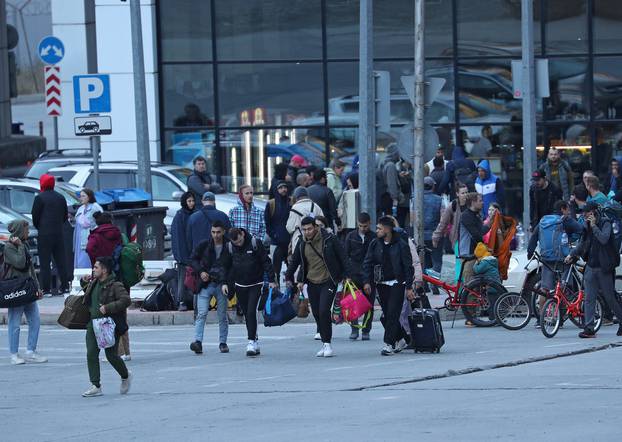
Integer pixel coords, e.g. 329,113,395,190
422,258,487,309
549,263,585,320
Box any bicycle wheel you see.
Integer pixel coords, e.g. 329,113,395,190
460,278,507,327
570,296,604,332
522,272,541,319
540,298,561,338
494,292,531,330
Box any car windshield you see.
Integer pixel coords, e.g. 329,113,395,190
25,161,61,179
167,167,192,183
0,204,30,226
55,186,80,204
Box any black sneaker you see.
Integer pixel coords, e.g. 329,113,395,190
219,343,229,353
578,329,596,339
178,303,188,312
190,341,203,354
361,332,370,341
349,330,359,340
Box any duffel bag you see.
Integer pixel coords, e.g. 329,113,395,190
58,295,91,329
0,276,38,308
264,288,297,327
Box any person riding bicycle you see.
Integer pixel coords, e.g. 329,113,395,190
565,201,622,338
528,201,584,326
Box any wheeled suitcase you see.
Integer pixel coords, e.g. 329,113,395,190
408,306,445,353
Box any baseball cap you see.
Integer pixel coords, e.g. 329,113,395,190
532,170,545,180
202,191,216,201
424,176,436,188
276,180,289,189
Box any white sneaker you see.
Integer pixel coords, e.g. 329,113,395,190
381,344,394,356
246,340,257,357
394,339,407,354
253,340,260,355
10,354,25,365
24,351,48,363
82,385,102,397
314,332,321,340
120,354,131,362
43,293,53,298
322,343,334,358
120,371,132,395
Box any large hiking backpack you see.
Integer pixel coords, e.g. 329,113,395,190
539,215,569,262
600,199,622,252
454,166,477,190
113,234,145,288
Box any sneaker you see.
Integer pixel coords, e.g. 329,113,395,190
219,343,229,353
322,343,334,357
464,320,475,327
190,341,203,354
314,332,321,341
43,292,53,298
120,354,131,362
381,344,394,356
23,351,47,363
246,340,257,357
178,304,188,312
579,329,597,339
361,332,370,341
349,330,359,340
617,325,622,337
120,371,132,395
82,385,102,397
10,354,25,365
253,340,260,356
394,339,407,354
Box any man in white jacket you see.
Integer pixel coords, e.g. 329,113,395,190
287,187,324,254
324,159,346,203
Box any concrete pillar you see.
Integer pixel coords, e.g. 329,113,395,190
0,0,12,139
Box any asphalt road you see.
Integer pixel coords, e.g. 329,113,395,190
1,320,620,441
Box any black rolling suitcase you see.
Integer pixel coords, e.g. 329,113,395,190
408,300,444,353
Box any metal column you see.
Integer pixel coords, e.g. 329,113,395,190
358,0,376,226
130,0,152,195
521,0,537,232
413,0,425,248
0,0,12,139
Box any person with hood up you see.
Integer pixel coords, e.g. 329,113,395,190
265,181,292,282
171,191,196,310
474,159,505,218
269,163,294,199
4,220,47,365
228,185,266,242
86,212,122,266
444,145,477,192
378,144,402,217
32,173,70,297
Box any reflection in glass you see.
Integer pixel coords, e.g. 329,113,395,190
162,64,214,128
594,125,622,178
159,0,211,62
593,57,622,120
545,58,589,121
594,0,622,53
545,0,587,53
544,125,591,182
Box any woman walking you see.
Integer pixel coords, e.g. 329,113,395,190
73,188,102,269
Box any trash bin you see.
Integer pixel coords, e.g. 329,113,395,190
94,191,114,210
101,188,151,209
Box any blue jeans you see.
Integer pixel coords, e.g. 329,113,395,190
194,283,228,344
8,301,41,355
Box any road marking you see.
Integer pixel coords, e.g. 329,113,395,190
544,342,581,348
325,366,354,371
475,350,495,354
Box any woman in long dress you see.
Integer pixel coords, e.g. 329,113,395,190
73,188,102,269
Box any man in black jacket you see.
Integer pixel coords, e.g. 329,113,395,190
458,192,489,284
307,169,339,229
344,212,374,340
227,228,275,357
286,217,348,358
265,181,291,283
362,216,415,356
32,174,70,296
189,220,232,355
187,156,222,202
529,170,563,231
566,202,622,338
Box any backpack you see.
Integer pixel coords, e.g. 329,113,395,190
454,166,477,189
538,215,569,262
227,236,259,255
600,199,622,252
113,234,145,288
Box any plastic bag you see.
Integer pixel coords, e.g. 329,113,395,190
92,317,116,349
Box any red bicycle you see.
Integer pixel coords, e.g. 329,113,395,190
423,254,507,327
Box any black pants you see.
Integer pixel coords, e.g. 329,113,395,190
272,244,288,282
396,206,409,230
377,284,406,346
308,281,337,343
38,233,68,292
236,284,263,340
350,279,373,333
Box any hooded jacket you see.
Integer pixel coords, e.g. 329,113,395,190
445,146,477,191
227,229,274,287
572,216,619,273
265,187,292,247
307,182,338,227
86,223,122,266
3,220,39,289
362,232,414,287
31,174,68,236
475,159,504,217
171,192,196,264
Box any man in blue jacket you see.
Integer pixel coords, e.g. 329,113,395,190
186,192,231,254
265,181,292,283
475,159,504,218
171,191,196,310
423,177,443,294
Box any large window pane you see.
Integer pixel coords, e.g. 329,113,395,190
215,0,322,60
159,0,212,62
326,0,359,59
595,124,622,178
457,0,540,57
327,62,358,124
545,0,587,54
545,58,589,121
594,0,622,53
161,64,214,128
218,63,324,127
593,57,622,120
544,124,591,181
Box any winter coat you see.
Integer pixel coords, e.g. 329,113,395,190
172,206,195,264
190,238,232,287
31,174,68,236
325,168,343,202
362,233,414,287
475,159,505,217
529,182,562,228
86,224,122,266
186,206,231,253
286,229,348,285
423,189,442,241
2,241,39,290
307,183,338,227
446,146,477,191
344,229,374,283
473,256,502,285
572,218,619,273
187,170,217,202
81,276,130,337
540,159,573,201
265,194,291,247
227,230,274,287
459,208,489,256
432,200,465,247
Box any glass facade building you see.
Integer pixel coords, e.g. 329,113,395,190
157,0,622,218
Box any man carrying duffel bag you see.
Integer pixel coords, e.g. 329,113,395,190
2,220,47,365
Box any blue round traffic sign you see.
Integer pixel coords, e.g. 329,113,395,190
38,36,65,65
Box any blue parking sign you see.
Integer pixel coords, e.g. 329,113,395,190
73,75,111,114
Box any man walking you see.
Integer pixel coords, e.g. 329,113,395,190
567,202,622,338
265,181,292,283
187,156,221,202
189,220,232,355
459,193,489,283
229,185,266,242
171,191,196,310
344,212,374,340
423,177,443,294
186,192,230,253
362,216,415,356
325,159,346,203
81,257,132,397
529,170,562,231
307,169,339,229
286,217,348,357
475,159,504,217
32,174,70,297
540,147,573,201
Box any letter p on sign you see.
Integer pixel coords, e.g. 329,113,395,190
73,74,111,114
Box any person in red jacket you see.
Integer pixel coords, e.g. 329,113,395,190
86,212,122,266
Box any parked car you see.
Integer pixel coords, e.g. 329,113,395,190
0,177,80,219
24,149,97,180
0,203,39,267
